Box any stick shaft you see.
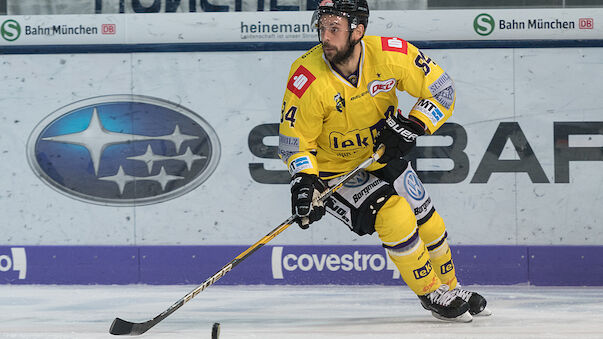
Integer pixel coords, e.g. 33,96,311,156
109,146,384,336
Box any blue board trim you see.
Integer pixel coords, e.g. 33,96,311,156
1,39,602,54
1,245,602,286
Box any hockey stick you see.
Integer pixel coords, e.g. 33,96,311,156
109,145,385,336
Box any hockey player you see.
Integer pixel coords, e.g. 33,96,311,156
278,0,491,322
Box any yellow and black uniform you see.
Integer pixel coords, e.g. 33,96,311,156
278,36,457,296
278,35,454,178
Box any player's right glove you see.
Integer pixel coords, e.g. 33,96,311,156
375,109,425,164
290,173,326,229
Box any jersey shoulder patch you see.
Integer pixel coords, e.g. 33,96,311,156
287,65,316,99
380,36,408,54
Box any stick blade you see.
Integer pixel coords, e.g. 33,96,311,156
110,317,156,336
110,318,135,335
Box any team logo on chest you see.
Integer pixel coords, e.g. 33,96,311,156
368,78,396,96
333,93,345,112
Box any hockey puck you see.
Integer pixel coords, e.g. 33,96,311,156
211,322,220,339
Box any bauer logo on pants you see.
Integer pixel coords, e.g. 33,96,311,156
27,95,221,206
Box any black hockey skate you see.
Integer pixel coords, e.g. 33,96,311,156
452,285,492,316
418,284,472,322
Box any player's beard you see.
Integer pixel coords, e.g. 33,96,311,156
324,36,361,66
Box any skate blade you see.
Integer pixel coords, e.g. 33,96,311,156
431,310,473,323
474,306,492,317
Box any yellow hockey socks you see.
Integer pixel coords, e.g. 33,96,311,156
418,211,457,289
375,196,441,295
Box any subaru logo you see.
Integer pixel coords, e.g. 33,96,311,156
27,95,221,206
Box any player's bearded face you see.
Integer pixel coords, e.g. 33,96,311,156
318,15,359,64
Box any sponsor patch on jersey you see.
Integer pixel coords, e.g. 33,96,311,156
368,78,396,97
329,128,372,152
433,86,454,110
428,72,455,109
289,155,313,175
287,65,316,99
412,99,445,126
278,134,300,162
380,37,408,54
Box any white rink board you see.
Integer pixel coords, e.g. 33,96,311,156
0,45,601,246
1,8,602,46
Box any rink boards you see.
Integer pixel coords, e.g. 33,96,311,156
0,9,602,286
1,245,602,285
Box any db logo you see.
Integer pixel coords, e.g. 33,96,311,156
0,248,27,280
102,24,116,34
579,18,593,29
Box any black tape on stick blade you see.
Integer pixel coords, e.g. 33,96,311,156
212,322,220,339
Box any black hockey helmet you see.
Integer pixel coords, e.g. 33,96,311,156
311,0,370,32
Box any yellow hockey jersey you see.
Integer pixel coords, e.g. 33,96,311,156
278,35,456,178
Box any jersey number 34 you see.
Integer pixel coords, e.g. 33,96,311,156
281,102,298,127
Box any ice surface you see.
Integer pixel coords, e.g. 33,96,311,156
1,284,603,338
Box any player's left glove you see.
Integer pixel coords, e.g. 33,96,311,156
375,109,425,164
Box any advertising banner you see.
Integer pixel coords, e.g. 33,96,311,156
1,47,602,247
0,14,125,45
3,245,601,285
1,9,602,46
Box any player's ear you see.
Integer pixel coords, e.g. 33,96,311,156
353,23,365,40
